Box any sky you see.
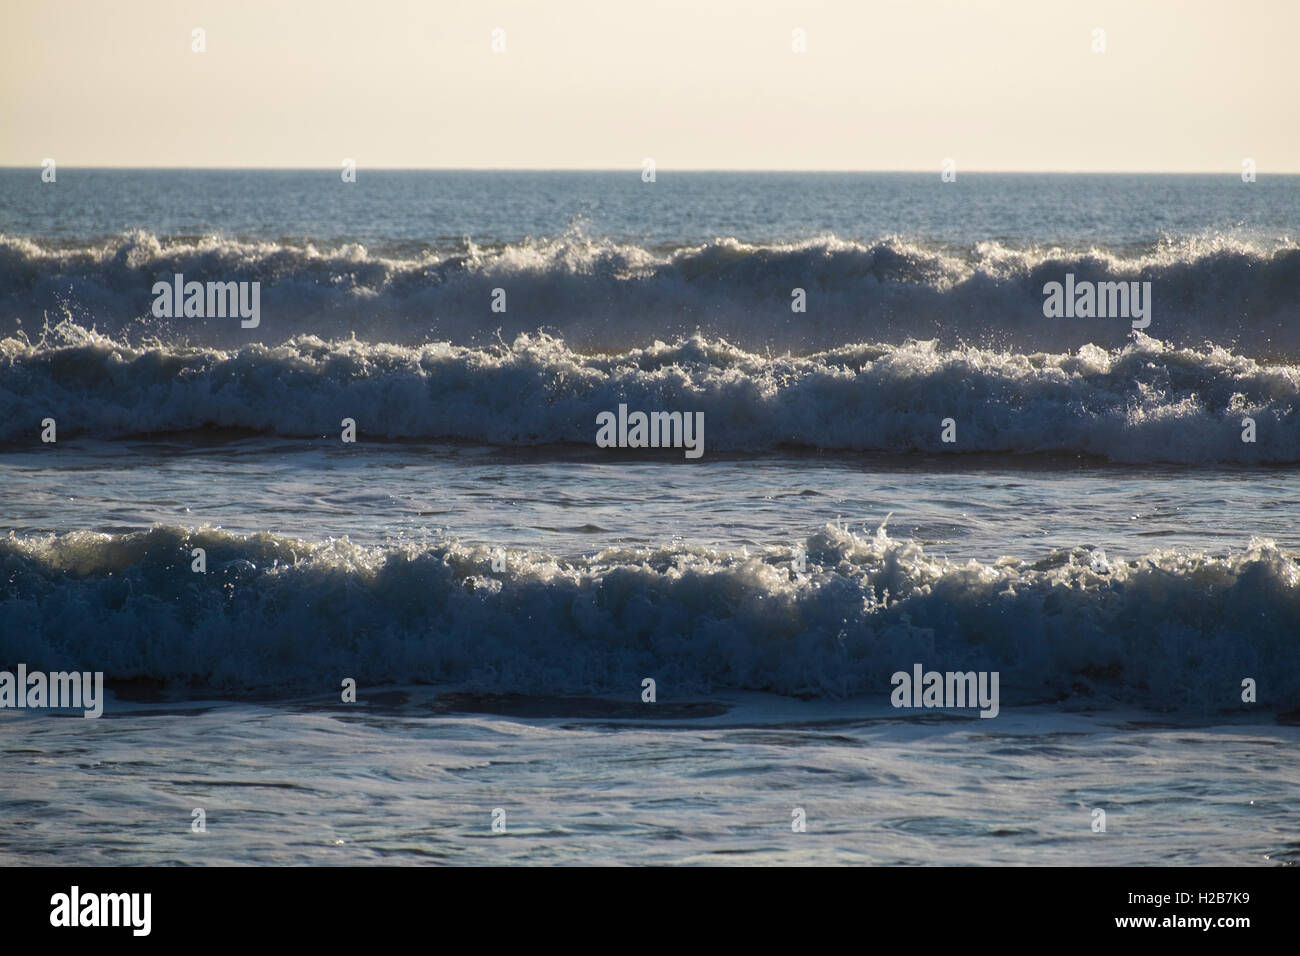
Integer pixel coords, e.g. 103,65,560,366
1,0,1296,172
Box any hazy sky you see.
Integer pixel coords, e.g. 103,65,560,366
2,0,1295,171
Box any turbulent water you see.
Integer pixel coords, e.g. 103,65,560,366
4,229,1300,356
2,171,1298,865
4,522,1300,712
5,323,1300,463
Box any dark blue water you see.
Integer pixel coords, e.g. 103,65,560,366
3,169,1297,251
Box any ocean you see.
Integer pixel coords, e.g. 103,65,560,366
2,170,1299,865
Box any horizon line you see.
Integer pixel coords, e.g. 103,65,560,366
1,165,1294,176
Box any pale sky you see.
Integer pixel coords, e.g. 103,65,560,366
2,0,1295,172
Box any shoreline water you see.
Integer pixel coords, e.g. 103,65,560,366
3,697,1295,866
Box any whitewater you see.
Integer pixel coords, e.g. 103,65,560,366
5,323,1300,463
3,230,1299,356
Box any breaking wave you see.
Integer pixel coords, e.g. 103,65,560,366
3,326,1299,462
2,524,1296,712
2,231,1299,355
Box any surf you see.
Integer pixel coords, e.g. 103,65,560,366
4,325,1300,464
2,523,1298,712
3,230,1299,356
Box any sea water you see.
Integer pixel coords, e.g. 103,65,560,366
2,171,1298,864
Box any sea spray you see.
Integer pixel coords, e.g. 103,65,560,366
2,524,1298,711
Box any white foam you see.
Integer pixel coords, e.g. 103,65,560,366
3,326,1298,463
2,523,1297,711
3,230,1298,354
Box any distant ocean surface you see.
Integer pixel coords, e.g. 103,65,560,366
2,171,1298,865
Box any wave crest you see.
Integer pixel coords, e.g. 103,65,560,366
2,524,1296,711
3,231,1298,354
3,328,1298,462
